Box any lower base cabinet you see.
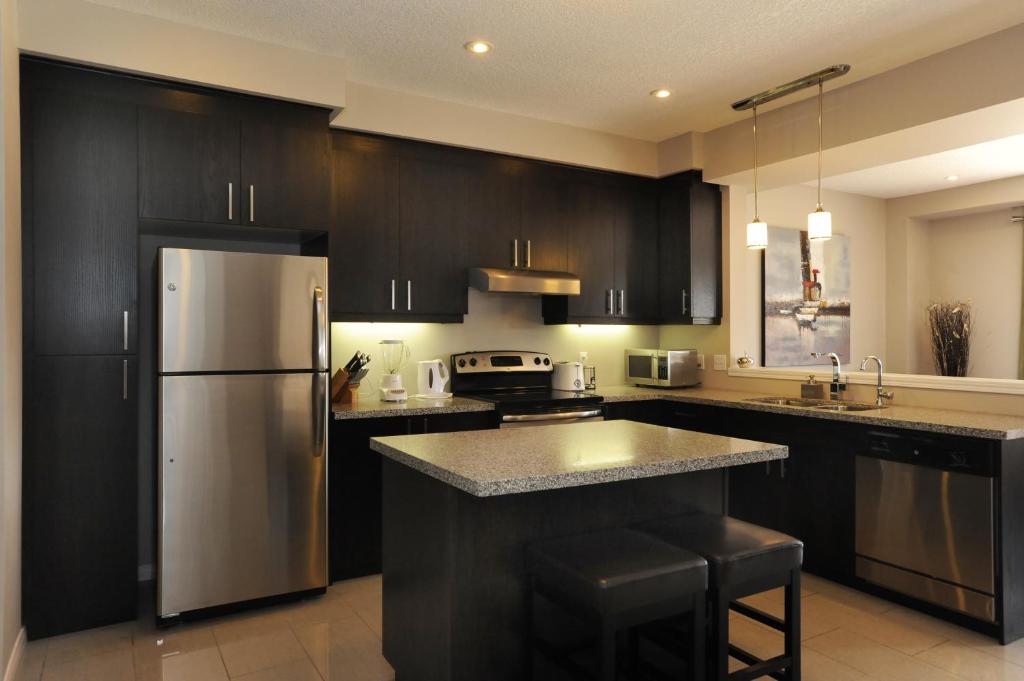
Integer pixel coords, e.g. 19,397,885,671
24,355,138,639
328,411,497,582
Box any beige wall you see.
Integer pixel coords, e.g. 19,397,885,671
18,0,347,113
910,208,1023,379
886,175,1024,372
0,0,22,672
703,23,1024,185
331,290,661,397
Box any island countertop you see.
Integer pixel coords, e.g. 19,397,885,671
369,420,787,497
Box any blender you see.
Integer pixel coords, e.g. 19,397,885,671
379,339,411,402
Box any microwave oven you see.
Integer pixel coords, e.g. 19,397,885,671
624,349,700,387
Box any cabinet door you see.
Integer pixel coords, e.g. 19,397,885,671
614,184,659,321
521,169,568,272
138,107,240,224
330,137,401,316
565,180,616,318
242,121,330,230
688,179,723,322
658,173,692,322
398,156,471,316
26,92,137,355
24,356,137,638
466,161,522,270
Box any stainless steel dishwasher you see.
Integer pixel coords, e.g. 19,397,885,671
855,430,996,622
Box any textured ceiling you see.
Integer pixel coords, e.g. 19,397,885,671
815,134,1024,199
88,0,1024,141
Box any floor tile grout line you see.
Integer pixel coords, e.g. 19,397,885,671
287,621,327,681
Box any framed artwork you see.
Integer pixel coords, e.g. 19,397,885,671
762,226,851,367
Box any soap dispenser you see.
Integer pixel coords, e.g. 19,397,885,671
801,375,826,400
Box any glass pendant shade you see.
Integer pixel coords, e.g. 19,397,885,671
746,219,768,249
807,207,832,241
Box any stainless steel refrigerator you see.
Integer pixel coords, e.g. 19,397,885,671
157,248,328,617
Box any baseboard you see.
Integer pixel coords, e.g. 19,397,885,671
3,627,25,681
138,564,154,582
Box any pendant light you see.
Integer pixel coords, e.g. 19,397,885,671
746,105,768,250
807,80,832,241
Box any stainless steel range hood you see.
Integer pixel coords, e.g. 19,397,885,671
468,267,580,295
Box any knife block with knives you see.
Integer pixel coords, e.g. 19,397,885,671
332,351,371,405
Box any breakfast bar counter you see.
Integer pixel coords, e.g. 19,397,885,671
370,420,787,680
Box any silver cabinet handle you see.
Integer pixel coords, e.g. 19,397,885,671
780,460,786,478
249,184,255,223
766,461,771,475
606,289,614,315
618,289,625,316
526,239,532,268
312,286,327,371
228,182,233,221
407,280,412,311
123,310,128,351
681,289,688,316
122,360,128,400
512,239,519,268
391,279,396,310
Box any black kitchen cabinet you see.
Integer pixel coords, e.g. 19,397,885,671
241,121,330,230
24,90,137,356
658,171,722,324
138,107,240,224
565,180,616,318
520,168,569,272
614,183,660,321
24,355,138,639
329,410,496,582
466,160,524,270
603,400,665,424
330,134,401,317
398,156,471,317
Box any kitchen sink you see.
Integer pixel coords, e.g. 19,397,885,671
745,397,827,407
813,402,883,412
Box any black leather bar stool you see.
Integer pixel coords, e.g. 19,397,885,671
527,527,709,681
640,514,803,681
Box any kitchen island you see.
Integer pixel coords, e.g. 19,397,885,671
370,419,787,680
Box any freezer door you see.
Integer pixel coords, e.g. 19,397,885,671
159,372,328,616
160,248,328,373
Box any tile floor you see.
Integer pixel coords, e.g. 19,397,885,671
16,572,1024,680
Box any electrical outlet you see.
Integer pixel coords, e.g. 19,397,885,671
696,354,705,370
579,351,588,363
713,354,727,371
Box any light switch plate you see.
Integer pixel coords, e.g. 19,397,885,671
696,354,705,370
713,354,727,371
579,351,588,363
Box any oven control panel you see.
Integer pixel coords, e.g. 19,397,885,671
451,351,552,374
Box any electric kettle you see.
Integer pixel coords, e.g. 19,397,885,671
416,359,451,398
552,361,586,392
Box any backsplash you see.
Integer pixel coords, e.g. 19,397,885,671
331,290,660,396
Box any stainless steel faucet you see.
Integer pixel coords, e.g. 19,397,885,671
860,355,894,407
811,352,847,399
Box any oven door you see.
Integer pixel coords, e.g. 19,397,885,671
499,406,605,429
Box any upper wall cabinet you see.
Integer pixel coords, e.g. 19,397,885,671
139,107,241,225
25,91,138,355
330,133,470,321
519,167,570,273
657,171,723,324
241,121,331,231
543,175,659,324
139,109,330,231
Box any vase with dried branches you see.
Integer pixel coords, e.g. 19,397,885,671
927,301,972,377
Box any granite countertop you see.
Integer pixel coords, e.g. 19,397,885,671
370,419,787,497
332,395,493,420
596,385,1024,440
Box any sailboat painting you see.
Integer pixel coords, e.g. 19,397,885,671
762,225,851,367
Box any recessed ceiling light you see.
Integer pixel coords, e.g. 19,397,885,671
650,88,672,99
946,174,959,182
465,40,492,55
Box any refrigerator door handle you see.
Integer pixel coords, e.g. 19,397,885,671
313,372,327,458
312,286,327,371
